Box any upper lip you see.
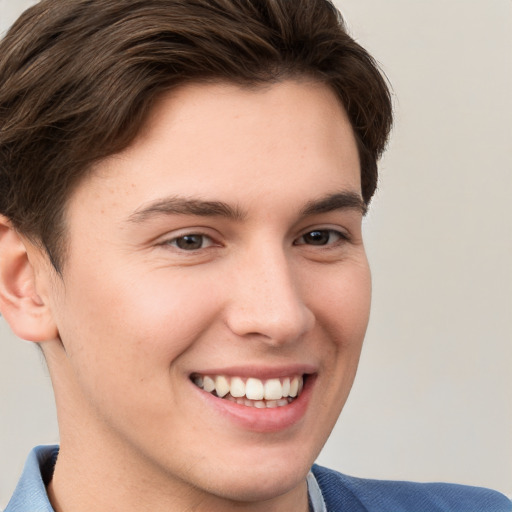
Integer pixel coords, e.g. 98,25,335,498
189,364,317,380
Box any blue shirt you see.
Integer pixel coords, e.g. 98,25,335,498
4,445,512,511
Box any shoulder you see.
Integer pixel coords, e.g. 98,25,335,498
312,464,512,512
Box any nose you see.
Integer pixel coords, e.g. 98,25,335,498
224,245,315,345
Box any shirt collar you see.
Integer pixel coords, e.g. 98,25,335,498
6,446,327,512
307,470,328,512
5,445,58,512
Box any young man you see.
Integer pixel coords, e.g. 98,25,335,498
0,1,510,511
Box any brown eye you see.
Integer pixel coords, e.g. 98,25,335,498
169,234,212,251
303,230,330,245
295,229,346,246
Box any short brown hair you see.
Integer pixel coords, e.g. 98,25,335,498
0,0,392,271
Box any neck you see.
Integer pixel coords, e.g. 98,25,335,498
47,443,310,512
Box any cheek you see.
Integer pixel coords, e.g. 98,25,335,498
49,268,226,437
304,261,371,447
310,260,372,346
53,264,222,392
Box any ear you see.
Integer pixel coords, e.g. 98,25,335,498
0,216,59,342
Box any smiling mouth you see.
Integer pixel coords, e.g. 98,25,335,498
191,374,304,409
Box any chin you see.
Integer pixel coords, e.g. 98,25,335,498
193,446,314,504
208,463,309,504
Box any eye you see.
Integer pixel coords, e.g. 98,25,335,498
166,234,215,251
294,229,347,246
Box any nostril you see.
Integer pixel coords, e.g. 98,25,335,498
225,302,314,345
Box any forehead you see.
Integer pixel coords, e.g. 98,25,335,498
67,80,361,227
133,80,356,162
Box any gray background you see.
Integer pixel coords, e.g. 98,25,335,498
1,0,511,507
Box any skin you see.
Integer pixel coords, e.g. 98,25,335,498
0,80,371,512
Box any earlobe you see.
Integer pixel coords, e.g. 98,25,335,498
0,216,58,342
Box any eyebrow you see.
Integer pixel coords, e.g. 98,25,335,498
127,190,366,224
128,196,246,223
300,191,367,216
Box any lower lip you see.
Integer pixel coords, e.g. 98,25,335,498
193,376,315,433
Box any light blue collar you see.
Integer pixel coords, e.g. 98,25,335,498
4,445,58,512
307,470,328,512
5,446,327,512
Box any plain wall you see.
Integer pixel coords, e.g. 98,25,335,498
1,0,511,507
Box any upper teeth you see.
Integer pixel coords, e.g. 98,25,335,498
193,375,304,401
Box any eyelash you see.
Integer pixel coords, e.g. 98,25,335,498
162,233,216,251
161,228,349,252
294,229,349,247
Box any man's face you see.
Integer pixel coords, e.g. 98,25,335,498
44,80,371,505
